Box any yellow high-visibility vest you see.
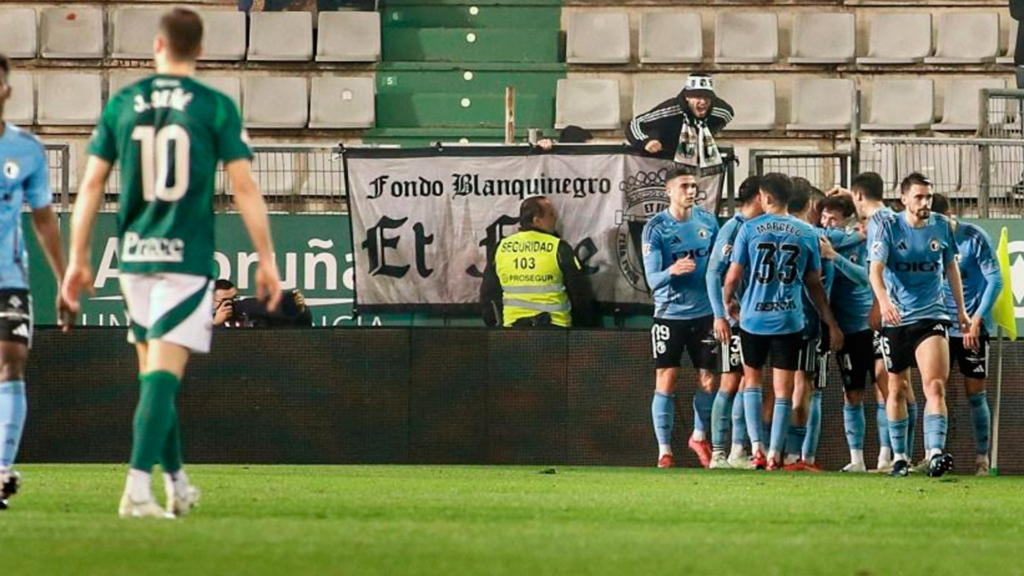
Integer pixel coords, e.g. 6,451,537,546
494,230,571,327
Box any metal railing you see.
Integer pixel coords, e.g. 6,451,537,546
751,150,853,192
43,144,71,211
98,144,347,214
858,137,1024,218
980,89,1024,140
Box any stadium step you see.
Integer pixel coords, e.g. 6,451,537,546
383,4,561,29
377,67,564,97
361,126,545,146
375,93,553,128
382,28,560,62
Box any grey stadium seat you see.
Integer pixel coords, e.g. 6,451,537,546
639,12,702,64
786,78,854,131
555,79,620,130
197,76,243,109
861,79,934,131
566,12,630,64
789,13,855,64
112,8,163,59
243,77,309,128
631,77,681,117
317,11,381,62
0,8,38,59
37,73,102,125
925,13,999,64
715,13,778,64
932,78,1007,131
108,72,149,96
716,78,776,131
197,10,247,61
309,77,375,128
40,6,104,59
6,73,35,125
857,13,931,65
999,19,1018,65
248,12,314,62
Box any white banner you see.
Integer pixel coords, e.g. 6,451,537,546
345,148,726,310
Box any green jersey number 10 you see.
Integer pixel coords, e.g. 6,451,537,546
131,125,191,202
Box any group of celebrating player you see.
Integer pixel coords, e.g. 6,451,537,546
643,166,1001,477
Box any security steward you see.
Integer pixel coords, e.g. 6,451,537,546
480,196,598,328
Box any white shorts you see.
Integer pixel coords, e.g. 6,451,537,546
119,273,214,354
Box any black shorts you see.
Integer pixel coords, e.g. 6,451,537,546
718,332,744,374
739,329,803,371
879,320,950,374
797,327,830,389
837,330,877,391
950,333,990,379
0,289,32,347
651,316,717,371
872,331,885,361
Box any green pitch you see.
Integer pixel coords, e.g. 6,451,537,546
2,465,1023,576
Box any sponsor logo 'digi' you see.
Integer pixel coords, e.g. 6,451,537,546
616,170,669,292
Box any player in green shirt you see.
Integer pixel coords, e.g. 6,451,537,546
62,8,281,519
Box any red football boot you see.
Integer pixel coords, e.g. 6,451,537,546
751,450,768,470
802,461,823,473
688,436,712,469
657,454,674,469
782,460,806,472
766,457,784,471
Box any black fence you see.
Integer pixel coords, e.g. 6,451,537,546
21,328,1024,475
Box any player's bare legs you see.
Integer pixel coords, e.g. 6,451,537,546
0,341,28,509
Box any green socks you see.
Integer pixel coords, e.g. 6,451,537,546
129,371,181,472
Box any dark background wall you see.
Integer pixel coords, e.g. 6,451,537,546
21,328,1024,474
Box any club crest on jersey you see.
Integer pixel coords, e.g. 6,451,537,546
929,238,941,252
615,169,670,292
3,160,19,180
698,228,709,239
722,243,733,257
642,243,651,256
871,241,884,258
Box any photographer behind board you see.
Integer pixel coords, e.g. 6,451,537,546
480,197,598,328
213,279,313,328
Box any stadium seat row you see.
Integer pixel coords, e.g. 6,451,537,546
4,73,375,129
568,11,1016,65
559,77,1010,132
0,8,380,63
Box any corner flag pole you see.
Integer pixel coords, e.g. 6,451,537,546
991,327,1003,476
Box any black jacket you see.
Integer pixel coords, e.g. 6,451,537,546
1012,0,1024,21
625,93,734,159
480,231,599,328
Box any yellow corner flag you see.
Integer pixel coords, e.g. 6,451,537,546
993,227,1018,341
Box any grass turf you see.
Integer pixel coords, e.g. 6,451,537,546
1,465,1022,576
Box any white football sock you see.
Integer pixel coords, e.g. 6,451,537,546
127,469,153,503
691,430,706,442
850,449,865,467
729,444,747,459
658,444,672,458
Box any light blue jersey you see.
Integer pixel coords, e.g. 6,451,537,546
802,228,836,338
865,206,896,262
872,211,957,327
731,213,821,336
642,207,719,320
706,214,745,324
944,222,1002,337
827,226,873,334
0,123,52,290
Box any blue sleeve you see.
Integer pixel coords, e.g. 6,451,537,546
822,227,862,251
831,253,869,286
974,232,1004,320
731,223,750,267
642,220,672,292
871,221,891,264
706,222,733,319
25,143,52,210
804,232,821,273
942,225,958,266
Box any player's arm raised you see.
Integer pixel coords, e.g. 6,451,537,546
226,159,282,312
62,156,111,313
